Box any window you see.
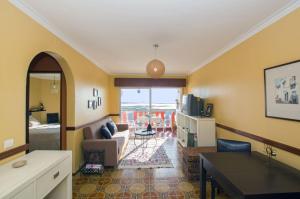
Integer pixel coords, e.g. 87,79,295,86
151,88,179,111
121,88,150,112
120,88,180,129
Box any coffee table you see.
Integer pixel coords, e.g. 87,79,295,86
134,129,156,147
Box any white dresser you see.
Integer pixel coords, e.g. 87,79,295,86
0,150,72,199
176,111,216,147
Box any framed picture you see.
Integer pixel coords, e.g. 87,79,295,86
88,100,93,109
92,100,97,110
93,88,98,97
264,60,300,121
97,97,101,106
205,103,213,117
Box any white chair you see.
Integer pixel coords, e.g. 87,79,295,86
151,117,164,132
135,115,149,131
164,112,173,132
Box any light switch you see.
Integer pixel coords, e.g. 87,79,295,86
4,139,14,149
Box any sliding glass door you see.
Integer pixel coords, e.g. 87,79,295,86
121,88,150,128
120,88,180,130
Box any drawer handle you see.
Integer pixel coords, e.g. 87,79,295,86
53,171,60,179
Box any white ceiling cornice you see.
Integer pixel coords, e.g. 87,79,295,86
189,0,300,74
9,0,111,74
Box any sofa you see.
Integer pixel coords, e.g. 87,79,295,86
83,117,129,167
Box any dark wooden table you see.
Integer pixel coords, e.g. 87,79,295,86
200,152,300,199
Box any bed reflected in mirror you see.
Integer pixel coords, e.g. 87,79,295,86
28,73,61,152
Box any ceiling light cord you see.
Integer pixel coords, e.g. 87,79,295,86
153,44,159,58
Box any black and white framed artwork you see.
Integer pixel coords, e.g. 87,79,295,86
264,60,300,121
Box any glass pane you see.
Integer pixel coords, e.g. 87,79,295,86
120,88,150,128
151,88,180,111
151,88,180,129
120,88,180,131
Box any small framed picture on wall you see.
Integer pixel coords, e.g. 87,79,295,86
92,100,97,110
97,97,101,106
205,103,213,117
264,60,300,121
93,88,98,97
88,100,93,109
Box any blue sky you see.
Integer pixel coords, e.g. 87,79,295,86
121,88,179,104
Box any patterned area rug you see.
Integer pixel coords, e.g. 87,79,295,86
118,137,174,169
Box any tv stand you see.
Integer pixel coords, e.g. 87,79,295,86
176,112,216,147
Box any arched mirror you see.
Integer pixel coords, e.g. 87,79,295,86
26,52,67,152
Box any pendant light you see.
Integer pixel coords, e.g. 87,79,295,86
146,44,165,78
50,74,59,94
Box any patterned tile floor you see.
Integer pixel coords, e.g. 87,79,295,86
73,132,229,199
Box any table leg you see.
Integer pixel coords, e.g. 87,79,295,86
144,135,147,148
200,158,207,199
211,181,215,199
134,135,137,147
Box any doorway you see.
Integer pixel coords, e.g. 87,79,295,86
26,52,67,151
120,88,180,131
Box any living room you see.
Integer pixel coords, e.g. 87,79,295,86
0,1,300,199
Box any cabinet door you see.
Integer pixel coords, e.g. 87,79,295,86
13,183,35,199
197,120,216,146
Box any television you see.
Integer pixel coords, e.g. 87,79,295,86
182,94,205,116
47,113,59,124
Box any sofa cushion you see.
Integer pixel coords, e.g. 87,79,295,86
112,130,130,140
83,117,111,139
112,130,130,157
106,121,118,135
100,126,112,139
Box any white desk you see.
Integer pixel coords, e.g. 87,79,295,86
0,150,72,199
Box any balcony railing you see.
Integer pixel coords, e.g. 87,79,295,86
120,109,176,131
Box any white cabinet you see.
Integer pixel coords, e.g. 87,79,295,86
0,151,72,199
13,183,35,199
176,112,216,147
36,156,71,199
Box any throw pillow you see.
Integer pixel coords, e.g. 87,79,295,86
106,121,118,135
100,126,112,139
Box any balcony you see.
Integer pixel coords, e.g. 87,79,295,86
120,105,176,132
120,88,180,132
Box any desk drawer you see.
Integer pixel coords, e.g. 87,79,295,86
36,157,71,199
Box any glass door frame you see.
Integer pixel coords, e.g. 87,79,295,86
120,87,181,125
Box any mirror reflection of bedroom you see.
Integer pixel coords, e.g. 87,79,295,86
28,73,61,152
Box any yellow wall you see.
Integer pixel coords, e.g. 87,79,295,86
29,77,61,123
40,79,60,123
29,77,43,121
188,9,300,169
0,1,110,171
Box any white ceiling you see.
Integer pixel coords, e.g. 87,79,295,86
11,0,300,75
